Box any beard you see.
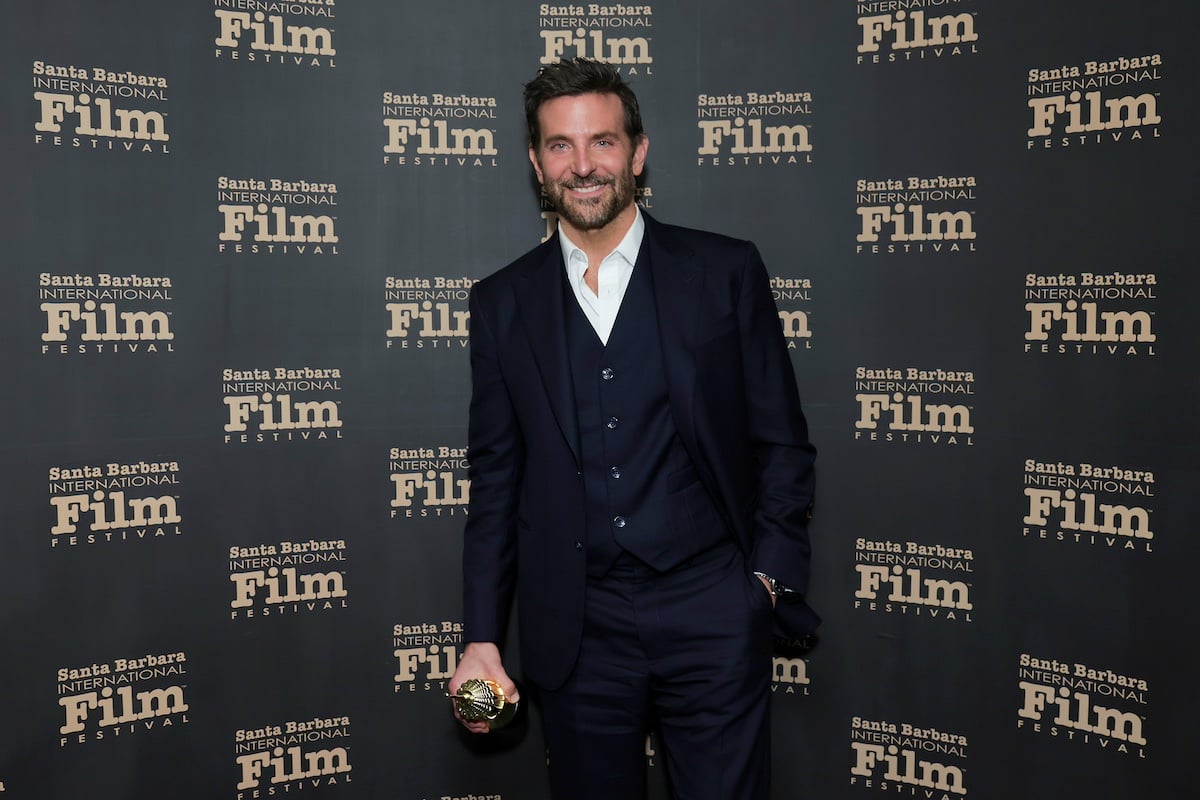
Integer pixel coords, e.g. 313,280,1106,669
542,159,637,232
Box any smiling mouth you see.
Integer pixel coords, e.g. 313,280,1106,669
563,179,611,196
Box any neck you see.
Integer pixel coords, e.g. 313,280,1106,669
561,203,638,266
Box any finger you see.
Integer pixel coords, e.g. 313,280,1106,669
492,672,518,702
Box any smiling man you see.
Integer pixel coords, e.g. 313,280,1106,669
449,58,818,800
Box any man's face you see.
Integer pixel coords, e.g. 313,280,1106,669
529,92,648,235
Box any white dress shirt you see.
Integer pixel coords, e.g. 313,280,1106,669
558,208,645,345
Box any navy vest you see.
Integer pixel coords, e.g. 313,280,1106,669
562,248,731,576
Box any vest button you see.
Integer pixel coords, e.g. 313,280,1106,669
601,367,615,381
606,416,619,429
613,516,627,528
610,466,622,479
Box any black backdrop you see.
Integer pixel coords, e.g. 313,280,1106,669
2,1,1196,798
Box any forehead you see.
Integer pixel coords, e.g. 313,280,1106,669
536,92,626,141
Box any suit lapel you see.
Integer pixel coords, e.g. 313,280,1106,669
644,216,703,461
515,237,582,466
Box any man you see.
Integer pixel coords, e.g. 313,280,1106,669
449,58,817,800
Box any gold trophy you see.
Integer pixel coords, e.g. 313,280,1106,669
448,678,519,730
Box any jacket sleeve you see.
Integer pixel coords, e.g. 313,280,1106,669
461,282,524,646
736,242,817,598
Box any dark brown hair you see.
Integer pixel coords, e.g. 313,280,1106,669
523,58,644,147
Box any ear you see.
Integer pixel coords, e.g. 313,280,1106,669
528,146,544,184
632,134,649,177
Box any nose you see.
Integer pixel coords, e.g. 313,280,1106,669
571,148,594,177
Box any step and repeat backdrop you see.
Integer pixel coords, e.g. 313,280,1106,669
1,1,1195,798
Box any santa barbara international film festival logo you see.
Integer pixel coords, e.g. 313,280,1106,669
1022,457,1155,554
855,175,977,255
856,0,978,65
697,91,813,167
1027,52,1161,150
217,175,339,255
39,272,175,355
1023,271,1156,357
772,275,813,350
389,444,469,520
394,619,463,694
1017,653,1148,758
772,654,811,697
854,538,973,622
213,0,336,68
385,276,474,350
382,91,499,168
32,60,170,154
235,715,352,796
849,716,967,797
222,367,344,444
57,650,189,747
229,538,348,619
48,459,182,549
538,4,654,75
853,366,975,446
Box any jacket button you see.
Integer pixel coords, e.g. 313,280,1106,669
601,368,615,381
613,516,626,528
575,542,584,551
610,466,622,479
606,416,619,429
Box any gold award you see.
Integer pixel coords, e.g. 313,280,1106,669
448,678,519,730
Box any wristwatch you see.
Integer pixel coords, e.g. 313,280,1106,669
753,571,797,603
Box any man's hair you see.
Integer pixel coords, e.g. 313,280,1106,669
523,58,644,148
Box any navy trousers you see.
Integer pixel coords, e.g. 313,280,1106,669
536,540,775,800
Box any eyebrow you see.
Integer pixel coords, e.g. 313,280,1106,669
542,130,622,145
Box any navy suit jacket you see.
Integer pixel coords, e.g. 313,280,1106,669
463,213,818,690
